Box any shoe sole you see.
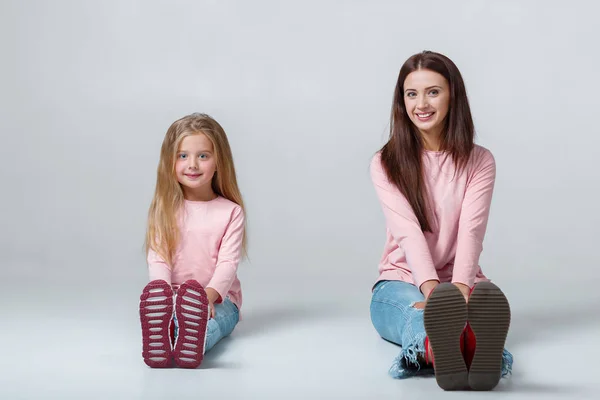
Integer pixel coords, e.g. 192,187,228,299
173,280,210,369
139,280,174,368
467,281,511,391
423,283,469,391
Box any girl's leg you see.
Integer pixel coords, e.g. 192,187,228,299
203,298,240,353
139,280,174,368
370,280,433,379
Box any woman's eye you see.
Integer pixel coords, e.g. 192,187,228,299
429,90,439,96
406,92,416,98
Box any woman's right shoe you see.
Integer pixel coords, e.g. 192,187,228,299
466,281,511,391
423,283,469,391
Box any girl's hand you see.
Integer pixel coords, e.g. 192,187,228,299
205,287,220,319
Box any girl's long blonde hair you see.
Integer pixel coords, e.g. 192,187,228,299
145,113,247,267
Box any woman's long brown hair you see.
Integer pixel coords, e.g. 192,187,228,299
380,51,475,232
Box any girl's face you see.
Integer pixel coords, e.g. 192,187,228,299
175,133,217,201
403,69,450,139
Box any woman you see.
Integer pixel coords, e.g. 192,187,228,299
369,50,513,391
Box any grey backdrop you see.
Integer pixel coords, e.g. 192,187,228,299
2,1,599,399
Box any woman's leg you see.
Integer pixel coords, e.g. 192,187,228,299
370,280,433,379
203,298,240,353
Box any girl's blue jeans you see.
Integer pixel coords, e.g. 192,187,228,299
370,280,513,379
173,297,239,353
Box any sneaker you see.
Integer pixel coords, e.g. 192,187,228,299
173,280,210,368
466,281,511,391
139,280,174,368
462,322,476,370
423,283,469,390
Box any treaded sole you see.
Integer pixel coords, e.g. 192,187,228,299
467,281,511,391
173,280,209,369
423,283,469,391
139,280,174,368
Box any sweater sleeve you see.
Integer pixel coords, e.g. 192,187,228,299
147,248,172,285
452,149,496,287
207,206,245,302
370,153,439,289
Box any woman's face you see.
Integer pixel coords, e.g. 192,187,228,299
403,69,450,138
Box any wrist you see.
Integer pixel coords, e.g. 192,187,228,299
419,280,440,299
452,282,471,298
205,287,221,303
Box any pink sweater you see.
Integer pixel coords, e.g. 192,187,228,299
370,145,495,290
147,196,245,309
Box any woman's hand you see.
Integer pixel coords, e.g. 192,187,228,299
205,287,220,319
453,282,471,302
414,281,469,309
419,280,440,299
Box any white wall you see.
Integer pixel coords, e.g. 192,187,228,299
1,0,599,313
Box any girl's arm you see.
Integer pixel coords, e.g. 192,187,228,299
370,153,440,295
147,249,172,284
206,206,245,303
452,149,496,290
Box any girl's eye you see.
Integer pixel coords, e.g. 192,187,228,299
199,154,207,159
178,154,187,159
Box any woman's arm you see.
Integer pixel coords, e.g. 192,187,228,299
452,149,496,289
370,153,440,296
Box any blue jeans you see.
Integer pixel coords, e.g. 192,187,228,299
370,280,513,379
174,297,239,353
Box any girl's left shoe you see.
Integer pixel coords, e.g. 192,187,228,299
173,280,210,368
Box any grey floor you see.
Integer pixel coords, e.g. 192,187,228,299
2,277,599,400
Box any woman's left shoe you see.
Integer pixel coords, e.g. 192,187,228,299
466,281,511,391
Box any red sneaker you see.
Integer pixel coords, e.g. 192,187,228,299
466,281,511,391
423,283,469,390
426,328,467,366
139,280,174,368
462,322,476,369
462,285,477,369
173,280,210,369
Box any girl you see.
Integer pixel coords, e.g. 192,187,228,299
369,51,513,391
139,113,246,369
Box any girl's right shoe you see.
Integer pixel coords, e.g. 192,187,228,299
423,283,469,391
173,280,210,369
139,279,175,368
